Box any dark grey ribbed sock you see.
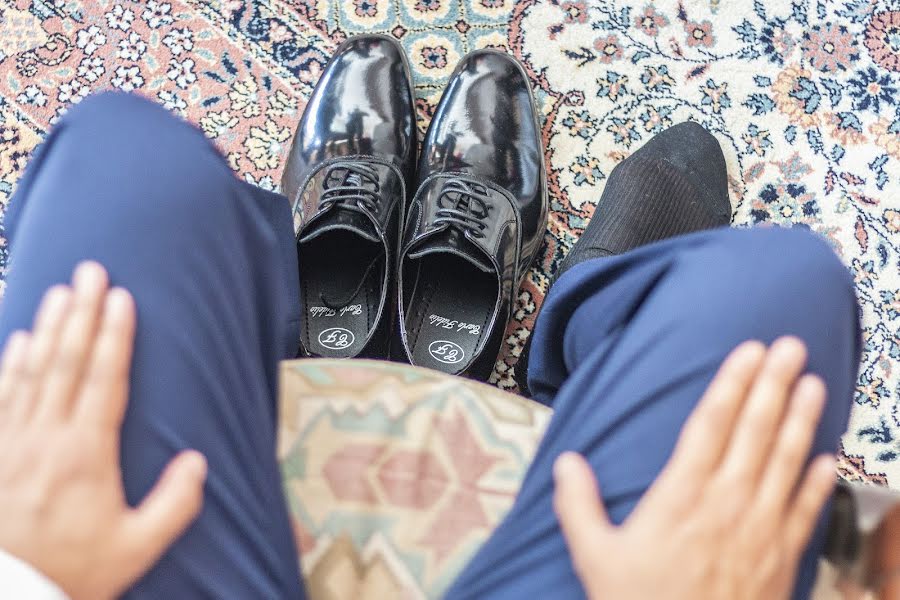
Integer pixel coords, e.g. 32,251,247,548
556,121,732,279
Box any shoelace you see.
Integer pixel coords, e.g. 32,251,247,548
316,161,383,311
434,178,493,239
319,161,381,213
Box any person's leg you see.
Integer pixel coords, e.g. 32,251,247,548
0,92,304,597
446,226,860,599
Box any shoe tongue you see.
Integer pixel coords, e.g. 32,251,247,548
298,206,380,244
406,228,494,273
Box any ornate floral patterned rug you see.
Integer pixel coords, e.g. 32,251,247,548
0,0,898,486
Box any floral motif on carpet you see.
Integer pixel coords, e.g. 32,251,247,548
0,0,897,485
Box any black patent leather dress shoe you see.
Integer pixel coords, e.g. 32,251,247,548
281,35,416,359
394,50,547,380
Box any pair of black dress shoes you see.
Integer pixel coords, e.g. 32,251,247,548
281,35,548,380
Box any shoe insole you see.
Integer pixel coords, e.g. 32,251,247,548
404,254,497,375
299,231,384,357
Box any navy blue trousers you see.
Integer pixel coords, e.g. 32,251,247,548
0,93,860,599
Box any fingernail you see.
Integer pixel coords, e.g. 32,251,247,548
5,331,29,358
106,288,133,314
38,286,71,319
554,452,579,482
8,330,29,347
767,337,807,370
815,453,836,472
738,339,766,354
734,340,766,365
74,261,107,289
796,374,826,405
44,285,71,306
771,336,806,358
183,450,208,480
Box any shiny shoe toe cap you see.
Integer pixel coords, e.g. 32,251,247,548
282,35,416,201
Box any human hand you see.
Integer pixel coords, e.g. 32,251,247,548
0,262,207,600
554,337,837,600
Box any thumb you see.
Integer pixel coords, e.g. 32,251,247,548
553,452,613,569
121,450,207,576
